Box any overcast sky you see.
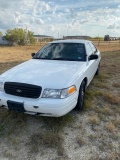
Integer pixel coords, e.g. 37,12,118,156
0,0,120,38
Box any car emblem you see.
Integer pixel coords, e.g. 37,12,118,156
16,89,22,93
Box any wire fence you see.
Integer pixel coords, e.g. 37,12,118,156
91,40,120,47
0,39,120,47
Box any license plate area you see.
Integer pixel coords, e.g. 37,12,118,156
7,100,25,113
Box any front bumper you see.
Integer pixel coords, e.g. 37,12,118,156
0,91,78,117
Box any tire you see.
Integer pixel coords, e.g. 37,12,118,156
95,63,100,75
76,80,86,111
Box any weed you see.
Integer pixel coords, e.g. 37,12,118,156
84,89,94,109
96,73,107,82
72,124,84,130
98,141,113,152
109,133,119,141
0,124,5,137
103,106,111,114
0,109,27,137
93,81,109,89
89,115,100,125
4,150,15,158
76,135,86,147
98,113,108,122
88,134,97,142
9,137,19,145
111,116,120,128
42,114,74,133
106,152,120,160
106,122,116,133
104,93,120,105
27,132,66,157
112,82,120,88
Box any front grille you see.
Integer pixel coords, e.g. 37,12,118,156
4,82,42,98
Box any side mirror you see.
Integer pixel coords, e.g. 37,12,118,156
89,54,98,60
31,53,35,57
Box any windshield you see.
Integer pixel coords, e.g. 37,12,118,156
33,43,86,61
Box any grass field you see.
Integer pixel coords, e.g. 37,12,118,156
0,43,120,160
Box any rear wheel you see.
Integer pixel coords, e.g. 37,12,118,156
76,80,86,111
95,63,100,75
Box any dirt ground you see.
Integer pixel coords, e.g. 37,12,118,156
0,44,120,160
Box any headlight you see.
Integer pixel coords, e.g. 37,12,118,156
42,85,76,99
0,82,4,91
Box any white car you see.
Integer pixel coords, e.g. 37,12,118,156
0,40,101,117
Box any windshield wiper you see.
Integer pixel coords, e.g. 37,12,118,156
52,58,77,61
33,57,50,60
52,58,66,60
33,57,40,59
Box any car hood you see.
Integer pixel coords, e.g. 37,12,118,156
0,59,85,88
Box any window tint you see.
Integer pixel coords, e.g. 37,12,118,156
33,43,86,61
86,43,93,56
89,43,97,53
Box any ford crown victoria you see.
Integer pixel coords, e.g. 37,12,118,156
0,40,101,117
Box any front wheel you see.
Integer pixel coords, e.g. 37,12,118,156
76,81,86,111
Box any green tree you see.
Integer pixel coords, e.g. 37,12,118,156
4,28,35,45
91,36,103,40
0,31,3,36
94,36,101,39
27,30,35,44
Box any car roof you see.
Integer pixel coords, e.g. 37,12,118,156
49,39,91,44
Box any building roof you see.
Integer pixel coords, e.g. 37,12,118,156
0,36,9,44
34,35,53,38
63,35,91,39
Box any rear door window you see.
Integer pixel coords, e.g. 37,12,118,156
85,43,93,56
89,42,97,53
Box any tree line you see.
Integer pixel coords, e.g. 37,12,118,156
0,28,35,45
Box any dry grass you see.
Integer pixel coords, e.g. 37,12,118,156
104,93,120,105
88,115,100,125
97,44,120,52
106,152,120,160
0,45,43,63
84,89,94,110
93,40,120,52
88,134,97,142
106,122,116,133
101,106,111,115
4,150,15,159
0,42,120,63
76,135,86,147
27,132,63,152
93,81,109,89
112,82,120,88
